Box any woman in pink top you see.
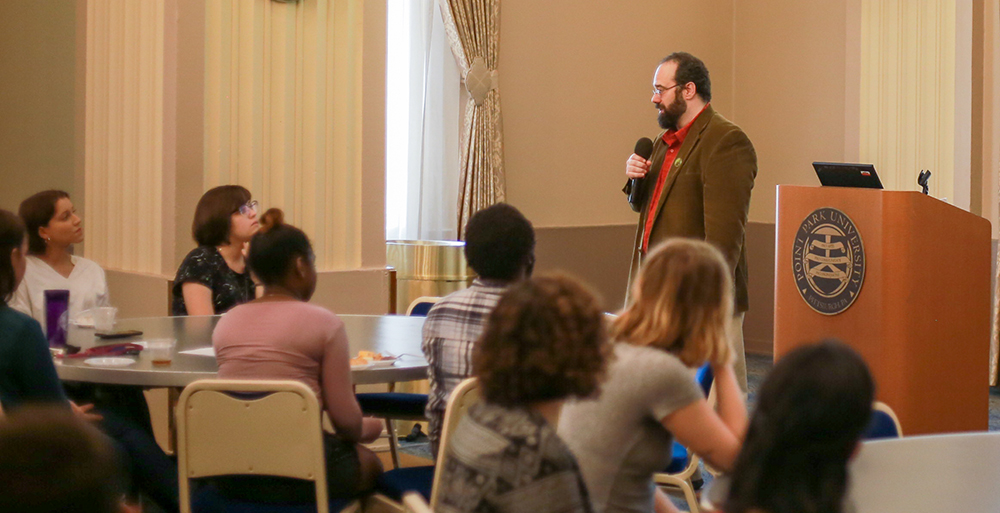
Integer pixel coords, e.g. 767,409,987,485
212,208,383,502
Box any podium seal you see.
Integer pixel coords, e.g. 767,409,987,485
792,207,865,315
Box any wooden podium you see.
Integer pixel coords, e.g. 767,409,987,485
774,185,991,435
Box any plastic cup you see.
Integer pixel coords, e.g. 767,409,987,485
146,338,176,365
93,307,118,332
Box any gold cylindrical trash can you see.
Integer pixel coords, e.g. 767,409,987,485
386,240,475,315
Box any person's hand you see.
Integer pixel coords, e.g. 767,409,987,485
626,153,652,179
70,401,103,423
360,417,384,444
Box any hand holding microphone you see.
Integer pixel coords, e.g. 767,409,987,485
626,137,654,179
627,137,654,208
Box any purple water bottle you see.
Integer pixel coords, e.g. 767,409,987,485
44,289,70,348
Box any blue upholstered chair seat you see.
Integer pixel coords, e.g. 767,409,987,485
864,409,901,439
191,483,353,513
666,442,689,474
374,465,435,502
356,393,429,418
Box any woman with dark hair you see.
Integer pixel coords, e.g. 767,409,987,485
172,185,259,315
711,341,874,513
0,209,178,512
435,274,610,513
11,190,110,330
558,239,747,513
211,208,384,501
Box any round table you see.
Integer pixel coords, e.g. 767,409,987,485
56,314,429,387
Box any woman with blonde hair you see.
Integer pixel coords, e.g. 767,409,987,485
559,238,747,513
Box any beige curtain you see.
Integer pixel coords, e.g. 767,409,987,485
438,0,505,237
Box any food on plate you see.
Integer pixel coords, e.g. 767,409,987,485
356,350,396,361
349,357,369,366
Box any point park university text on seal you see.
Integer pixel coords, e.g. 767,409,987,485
792,208,865,315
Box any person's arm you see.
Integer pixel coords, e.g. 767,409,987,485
661,364,747,472
654,488,682,513
96,266,111,307
12,319,68,406
701,128,757,274
624,153,653,212
319,322,380,443
181,282,215,316
9,277,34,318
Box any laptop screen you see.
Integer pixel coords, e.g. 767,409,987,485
812,162,883,189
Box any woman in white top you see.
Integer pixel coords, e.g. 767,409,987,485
11,190,109,332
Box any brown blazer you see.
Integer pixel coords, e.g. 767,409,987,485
624,105,757,312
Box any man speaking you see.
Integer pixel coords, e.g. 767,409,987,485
623,52,757,392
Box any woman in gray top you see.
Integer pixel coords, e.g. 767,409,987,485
559,239,747,513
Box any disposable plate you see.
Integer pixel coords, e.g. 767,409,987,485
83,357,137,367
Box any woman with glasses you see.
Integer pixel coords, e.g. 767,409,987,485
11,190,110,330
172,185,259,316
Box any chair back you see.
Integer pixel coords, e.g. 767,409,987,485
402,492,434,513
176,379,329,513
429,377,481,509
694,363,714,398
864,401,903,439
406,296,442,317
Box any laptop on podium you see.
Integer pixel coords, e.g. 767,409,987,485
812,162,883,189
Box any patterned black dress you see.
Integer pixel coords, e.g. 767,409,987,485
171,246,255,316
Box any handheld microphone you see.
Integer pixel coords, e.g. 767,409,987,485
628,137,654,207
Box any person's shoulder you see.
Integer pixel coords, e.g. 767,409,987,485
704,108,750,139
0,306,44,339
69,255,105,274
299,302,342,325
183,246,220,260
614,341,681,363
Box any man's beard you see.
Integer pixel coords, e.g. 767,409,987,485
657,93,687,131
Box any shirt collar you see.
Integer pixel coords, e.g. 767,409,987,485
662,102,710,146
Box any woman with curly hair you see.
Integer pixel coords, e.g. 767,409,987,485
709,340,874,513
435,274,611,513
558,238,747,513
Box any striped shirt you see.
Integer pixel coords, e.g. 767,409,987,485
421,278,508,455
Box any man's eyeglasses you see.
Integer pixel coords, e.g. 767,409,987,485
652,84,681,97
237,200,259,217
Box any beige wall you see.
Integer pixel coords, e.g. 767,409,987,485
732,0,853,224
499,0,735,228
0,1,77,212
5,1,999,341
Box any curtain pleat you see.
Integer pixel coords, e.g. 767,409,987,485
438,0,504,238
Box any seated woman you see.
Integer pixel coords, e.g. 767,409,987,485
435,274,610,513
172,185,258,316
11,190,110,330
709,341,874,513
0,209,178,513
558,239,747,513
212,208,383,501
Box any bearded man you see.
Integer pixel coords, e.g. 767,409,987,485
623,52,757,392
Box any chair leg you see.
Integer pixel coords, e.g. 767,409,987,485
385,418,401,469
655,476,700,513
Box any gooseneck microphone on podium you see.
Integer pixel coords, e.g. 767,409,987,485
628,137,654,207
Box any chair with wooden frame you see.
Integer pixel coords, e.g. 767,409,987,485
367,377,481,513
176,379,359,513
